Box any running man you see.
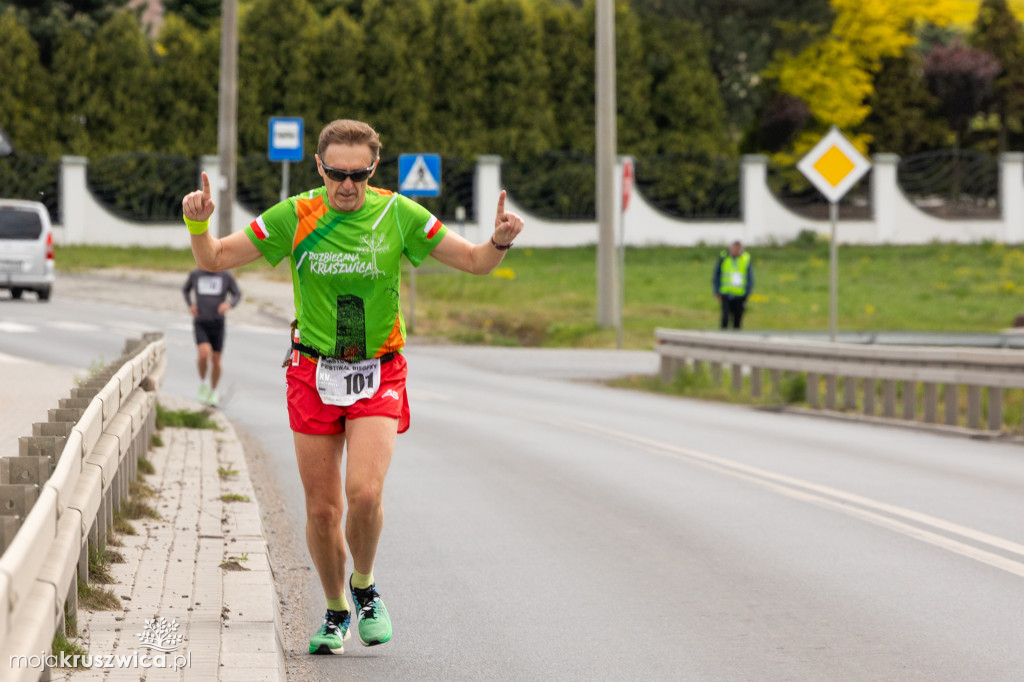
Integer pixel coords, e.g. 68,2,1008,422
182,268,241,406
180,119,523,655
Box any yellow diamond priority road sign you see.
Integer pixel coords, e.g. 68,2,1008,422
796,127,871,203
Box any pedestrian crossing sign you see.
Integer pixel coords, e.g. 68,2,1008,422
399,154,441,197
796,127,871,204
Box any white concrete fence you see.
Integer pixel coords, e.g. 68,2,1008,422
53,153,1024,249
0,334,165,681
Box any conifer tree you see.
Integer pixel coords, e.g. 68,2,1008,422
862,49,949,155
357,0,436,154
425,0,490,157
473,0,555,160
84,11,156,154
293,7,368,150
0,12,57,156
50,23,94,156
971,0,1024,151
537,0,592,152
237,0,317,156
150,13,218,156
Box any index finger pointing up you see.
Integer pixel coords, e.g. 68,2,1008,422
496,189,506,216
201,171,211,200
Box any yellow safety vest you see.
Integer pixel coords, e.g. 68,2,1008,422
719,251,750,296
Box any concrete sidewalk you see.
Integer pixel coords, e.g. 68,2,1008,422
0,354,285,681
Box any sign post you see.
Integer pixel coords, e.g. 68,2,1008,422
398,154,442,332
268,117,304,201
796,127,871,342
0,126,12,157
617,158,634,349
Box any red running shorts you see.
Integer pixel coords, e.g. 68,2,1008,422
285,353,410,435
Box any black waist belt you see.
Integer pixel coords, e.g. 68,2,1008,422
291,340,396,364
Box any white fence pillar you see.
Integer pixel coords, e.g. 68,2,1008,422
59,156,88,245
741,155,768,244
474,155,502,243
1000,152,1024,243
872,154,900,244
200,155,226,228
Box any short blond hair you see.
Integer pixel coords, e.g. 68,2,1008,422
317,119,381,160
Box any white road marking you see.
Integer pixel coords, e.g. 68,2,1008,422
48,321,102,332
111,321,168,334
554,417,1024,579
407,389,451,402
233,324,285,335
0,321,37,334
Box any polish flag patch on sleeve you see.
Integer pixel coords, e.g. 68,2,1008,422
423,216,443,240
250,215,269,240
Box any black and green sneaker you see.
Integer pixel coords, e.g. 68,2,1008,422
349,577,392,646
309,609,351,655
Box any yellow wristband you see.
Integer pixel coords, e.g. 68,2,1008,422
184,216,209,235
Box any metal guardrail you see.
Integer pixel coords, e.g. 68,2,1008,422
655,329,1024,432
0,333,166,680
709,330,1024,349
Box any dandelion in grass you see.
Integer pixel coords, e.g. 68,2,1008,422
933,281,949,291
750,294,769,303
954,266,972,278
809,257,826,268
865,304,876,315
1002,281,1015,292
778,273,796,283
492,267,516,280
1004,250,1024,267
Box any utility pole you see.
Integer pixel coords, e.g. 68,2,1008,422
595,0,618,328
216,0,239,238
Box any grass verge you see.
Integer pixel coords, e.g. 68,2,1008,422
138,456,156,476
52,631,89,668
78,578,121,611
156,403,219,430
58,241,1024,350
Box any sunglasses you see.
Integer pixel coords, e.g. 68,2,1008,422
320,160,376,184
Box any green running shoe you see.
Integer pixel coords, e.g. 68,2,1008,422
309,610,351,655
350,577,392,646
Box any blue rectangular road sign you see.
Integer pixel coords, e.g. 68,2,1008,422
398,154,441,197
268,117,304,162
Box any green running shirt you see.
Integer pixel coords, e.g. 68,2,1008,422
245,185,447,361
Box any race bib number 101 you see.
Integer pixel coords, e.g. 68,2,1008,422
315,358,381,407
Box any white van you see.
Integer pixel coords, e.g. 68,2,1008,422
0,200,54,301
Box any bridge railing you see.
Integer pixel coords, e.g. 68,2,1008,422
655,329,1024,433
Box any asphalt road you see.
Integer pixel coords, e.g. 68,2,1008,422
2,293,1023,681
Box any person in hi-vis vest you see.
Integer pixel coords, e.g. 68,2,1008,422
713,240,754,329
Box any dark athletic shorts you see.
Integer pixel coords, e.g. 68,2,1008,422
194,318,226,353
285,353,410,435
